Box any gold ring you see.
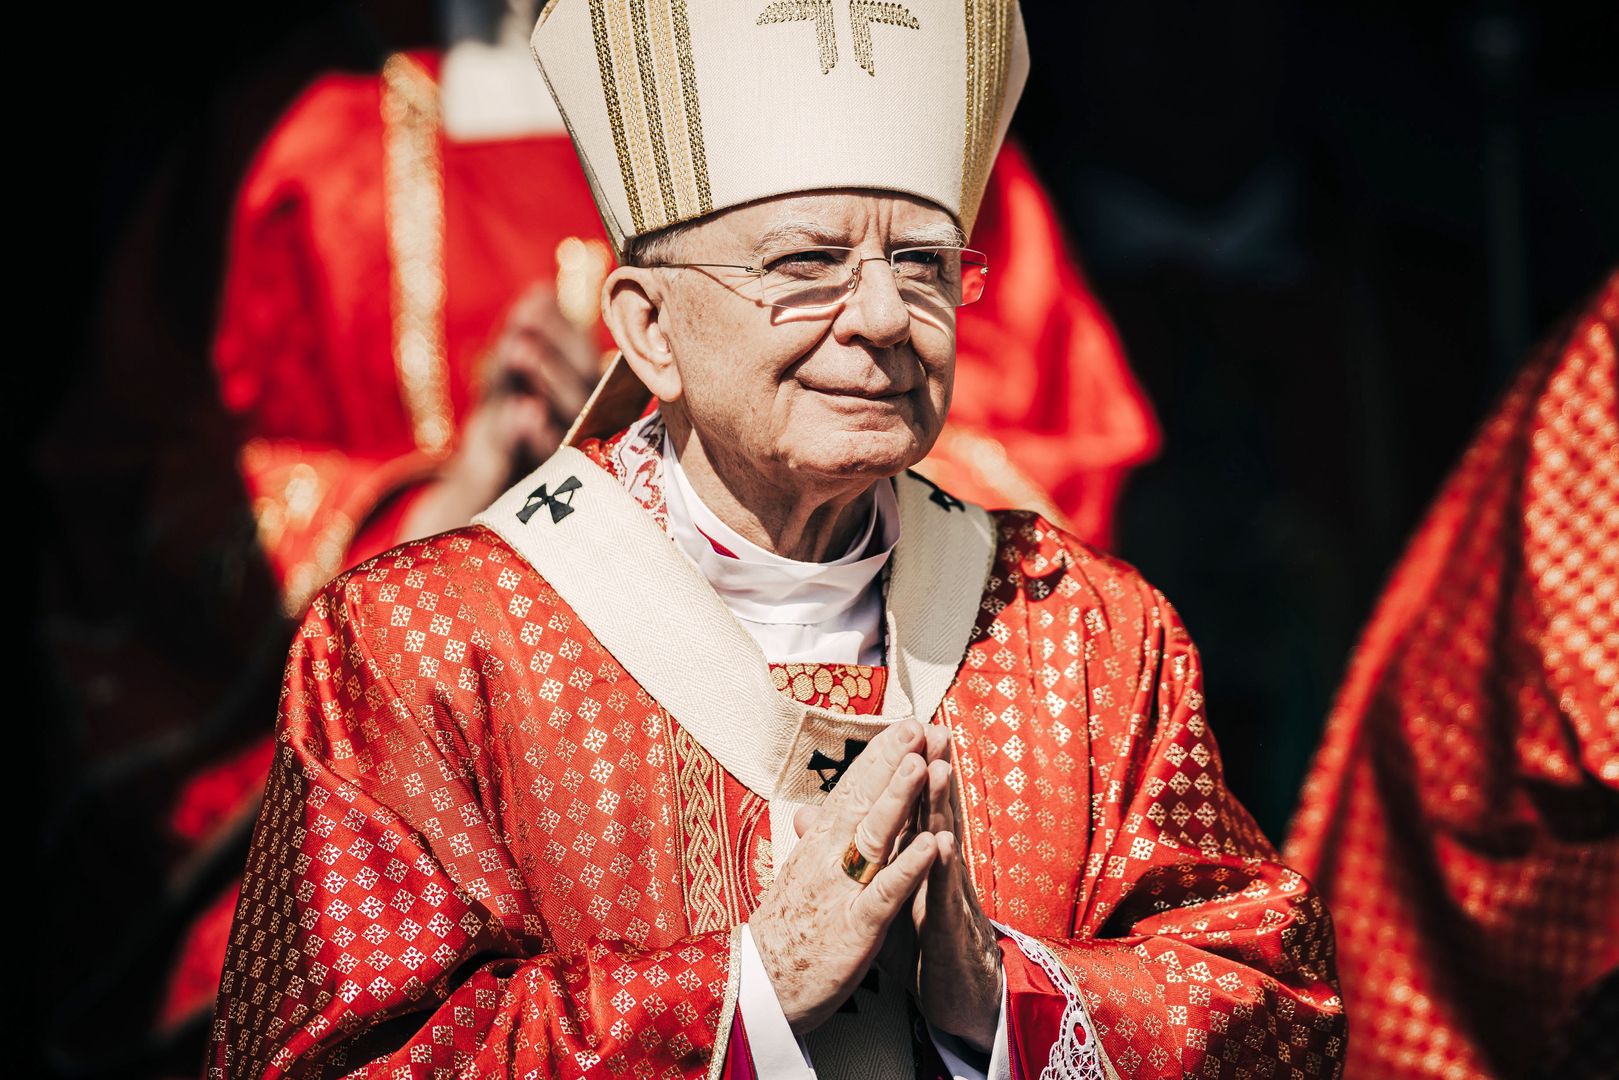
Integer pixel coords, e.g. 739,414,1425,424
841,840,882,885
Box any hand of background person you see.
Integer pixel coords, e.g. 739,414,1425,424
748,720,942,1035
400,283,601,541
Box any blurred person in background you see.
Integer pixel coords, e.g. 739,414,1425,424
1286,269,1619,1080
159,0,1157,1062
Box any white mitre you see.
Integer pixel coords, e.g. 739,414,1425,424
530,0,1027,442
530,0,1028,254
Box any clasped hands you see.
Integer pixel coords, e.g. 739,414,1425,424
747,721,1002,1052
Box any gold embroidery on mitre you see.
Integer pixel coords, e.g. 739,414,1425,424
961,0,1017,231
757,0,838,74
759,1,919,77
849,2,919,76
588,0,712,237
381,54,455,458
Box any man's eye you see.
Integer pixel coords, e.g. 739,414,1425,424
895,249,943,266
764,250,845,278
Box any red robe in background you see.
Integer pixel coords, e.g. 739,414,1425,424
1284,271,1619,1080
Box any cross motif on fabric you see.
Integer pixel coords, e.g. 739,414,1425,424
914,474,965,512
757,1,920,76
807,738,869,792
516,475,583,524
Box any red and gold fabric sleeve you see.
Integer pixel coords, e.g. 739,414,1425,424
975,536,1345,1079
206,583,743,1080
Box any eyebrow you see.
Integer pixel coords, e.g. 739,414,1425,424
892,222,967,248
749,219,846,255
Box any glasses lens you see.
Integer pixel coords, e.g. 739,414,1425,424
754,246,989,310
758,247,855,310
893,247,989,308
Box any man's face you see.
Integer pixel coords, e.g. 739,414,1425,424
653,190,958,487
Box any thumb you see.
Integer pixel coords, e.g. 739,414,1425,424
793,805,823,838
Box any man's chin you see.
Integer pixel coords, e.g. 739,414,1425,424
794,425,933,482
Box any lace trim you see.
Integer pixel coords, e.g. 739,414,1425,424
997,924,1108,1080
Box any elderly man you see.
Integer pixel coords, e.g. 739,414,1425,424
207,3,1343,1077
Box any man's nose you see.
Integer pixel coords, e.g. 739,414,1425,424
833,257,912,348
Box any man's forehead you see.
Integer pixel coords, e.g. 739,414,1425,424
705,190,960,247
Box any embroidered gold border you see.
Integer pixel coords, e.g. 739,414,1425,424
381,54,455,458
588,1,645,233
628,0,679,222
588,0,710,237
672,722,734,932
961,0,1015,231
670,0,712,213
703,923,746,1080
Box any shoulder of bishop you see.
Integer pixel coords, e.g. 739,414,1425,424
975,504,1173,650
302,525,579,692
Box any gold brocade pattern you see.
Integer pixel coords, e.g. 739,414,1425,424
960,0,1016,231
769,663,886,714
381,54,455,458
1286,273,1619,1080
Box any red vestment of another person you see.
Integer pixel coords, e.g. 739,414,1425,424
166,52,1159,1037
1285,271,1619,1080
206,421,1341,1079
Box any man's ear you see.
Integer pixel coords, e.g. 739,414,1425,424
602,267,682,402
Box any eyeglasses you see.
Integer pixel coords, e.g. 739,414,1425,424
645,245,990,311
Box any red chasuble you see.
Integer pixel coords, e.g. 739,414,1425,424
206,423,1342,1078
1286,271,1619,1080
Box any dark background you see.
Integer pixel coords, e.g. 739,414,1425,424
31,1,1618,1076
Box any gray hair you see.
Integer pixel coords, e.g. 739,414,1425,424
623,222,698,267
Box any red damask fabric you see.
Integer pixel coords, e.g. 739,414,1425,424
208,445,1343,1077
1285,271,1619,1080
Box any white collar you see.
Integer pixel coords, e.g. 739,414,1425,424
660,423,899,628
473,445,997,803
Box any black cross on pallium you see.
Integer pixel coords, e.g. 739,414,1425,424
516,475,582,524
807,738,869,792
914,473,964,512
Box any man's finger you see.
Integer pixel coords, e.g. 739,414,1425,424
851,753,928,861
829,720,926,826
926,759,953,836
922,723,952,764
853,832,937,931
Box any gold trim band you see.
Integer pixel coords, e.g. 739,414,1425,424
381,54,455,458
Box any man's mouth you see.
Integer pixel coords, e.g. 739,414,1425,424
800,383,909,401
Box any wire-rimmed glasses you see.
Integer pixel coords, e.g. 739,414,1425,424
644,245,990,311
